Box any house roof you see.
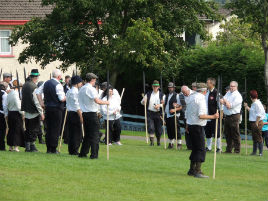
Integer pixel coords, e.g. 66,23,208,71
0,0,52,20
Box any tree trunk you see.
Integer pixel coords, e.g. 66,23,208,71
264,46,268,105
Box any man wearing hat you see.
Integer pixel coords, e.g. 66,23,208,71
66,75,83,155
141,80,164,146
2,73,12,92
78,73,109,159
191,82,197,91
164,82,182,149
21,69,44,152
41,69,66,154
186,83,219,178
0,81,8,151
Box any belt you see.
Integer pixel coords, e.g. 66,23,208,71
148,110,160,113
226,113,240,117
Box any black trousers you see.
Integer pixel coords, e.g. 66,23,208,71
62,108,69,144
189,125,206,163
205,119,220,138
25,115,40,142
262,130,268,148
166,116,181,140
0,113,6,150
104,119,121,143
67,111,82,155
80,112,100,158
7,111,24,147
45,107,63,151
147,111,162,138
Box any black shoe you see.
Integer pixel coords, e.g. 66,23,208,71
25,142,31,152
78,153,87,158
216,148,221,153
157,142,160,146
187,170,195,176
168,143,173,149
90,156,98,159
30,144,38,152
250,152,257,155
194,173,209,178
206,147,211,152
51,150,60,154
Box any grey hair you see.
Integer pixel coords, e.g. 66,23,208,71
230,81,238,87
52,69,62,78
197,88,207,92
181,85,189,92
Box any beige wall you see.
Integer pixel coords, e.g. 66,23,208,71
0,25,76,84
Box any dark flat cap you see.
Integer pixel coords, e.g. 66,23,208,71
196,82,207,89
86,73,98,81
71,75,83,85
3,73,12,78
168,82,175,88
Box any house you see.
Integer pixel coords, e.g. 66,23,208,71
0,0,75,82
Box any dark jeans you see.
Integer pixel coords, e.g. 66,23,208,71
205,119,220,138
105,119,121,143
262,130,268,148
0,113,6,150
67,111,82,155
25,115,40,142
80,112,100,158
166,116,181,140
224,114,241,153
147,111,162,138
45,107,63,151
188,125,206,163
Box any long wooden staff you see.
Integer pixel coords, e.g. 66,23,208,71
219,105,223,154
162,105,167,149
120,88,125,100
106,70,110,160
174,108,178,150
58,109,68,152
213,110,219,179
81,124,85,138
143,71,149,144
245,77,248,155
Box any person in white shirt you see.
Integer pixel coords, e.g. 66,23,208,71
0,82,8,151
2,73,12,93
141,80,164,146
78,73,109,159
66,76,83,155
100,86,122,145
220,81,243,153
244,90,266,156
186,83,219,178
43,69,66,154
6,80,25,152
164,82,182,149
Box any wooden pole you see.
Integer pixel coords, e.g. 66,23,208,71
106,70,110,160
81,124,85,138
58,109,68,152
213,109,219,179
144,101,149,144
162,105,166,149
245,107,248,155
120,88,125,100
219,105,223,154
175,108,178,150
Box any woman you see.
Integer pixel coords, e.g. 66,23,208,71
100,86,122,145
244,90,265,156
6,80,25,152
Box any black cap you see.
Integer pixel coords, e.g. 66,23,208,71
71,75,83,85
30,69,40,76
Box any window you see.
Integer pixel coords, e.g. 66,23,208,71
0,30,12,55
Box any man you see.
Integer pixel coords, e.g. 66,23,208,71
21,69,44,152
220,81,243,153
181,85,194,150
2,73,12,92
66,75,83,155
164,82,182,149
62,75,71,144
205,78,221,152
186,83,219,178
191,82,197,91
0,82,8,151
141,80,164,146
63,75,71,94
43,69,66,154
78,73,109,159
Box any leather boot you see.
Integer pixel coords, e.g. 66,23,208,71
157,137,160,146
25,142,31,152
194,162,209,178
251,142,257,155
30,142,38,152
258,142,263,156
150,137,154,146
187,161,196,176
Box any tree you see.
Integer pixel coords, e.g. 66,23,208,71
226,0,268,103
10,0,219,84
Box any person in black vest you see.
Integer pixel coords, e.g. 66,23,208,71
0,82,8,151
43,69,66,154
164,82,182,149
66,75,83,155
205,78,221,152
21,69,44,152
141,80,164,146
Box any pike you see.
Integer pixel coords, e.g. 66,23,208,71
173,76,178,150
244,77,248,155
213,75,221,179
16,70,21,100
143,71,149,144
0,68,2,79
219,74,223,154
160,72,167,149
106,70,110,160
24,67,27,82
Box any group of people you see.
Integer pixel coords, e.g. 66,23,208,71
0,69,123,159
141,78,268,178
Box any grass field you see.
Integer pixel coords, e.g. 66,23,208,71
0,136,267,201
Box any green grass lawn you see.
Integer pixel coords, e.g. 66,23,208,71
0,136,267,201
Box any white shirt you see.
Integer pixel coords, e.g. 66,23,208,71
6,90,23,114
0,90,8,117
100,95,122,120
223,90,242,116
79,83,99,112
24,89,43,119
185,92,208,126
141,91,164,112
66,87,80,112
249,99,266,121
165,93,181,118
36,78,65,101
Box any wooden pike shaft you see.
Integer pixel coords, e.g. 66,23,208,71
144,101,149,144
162,105,166,149
58,109,68,152
175,109,178,150
213,109,219,179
